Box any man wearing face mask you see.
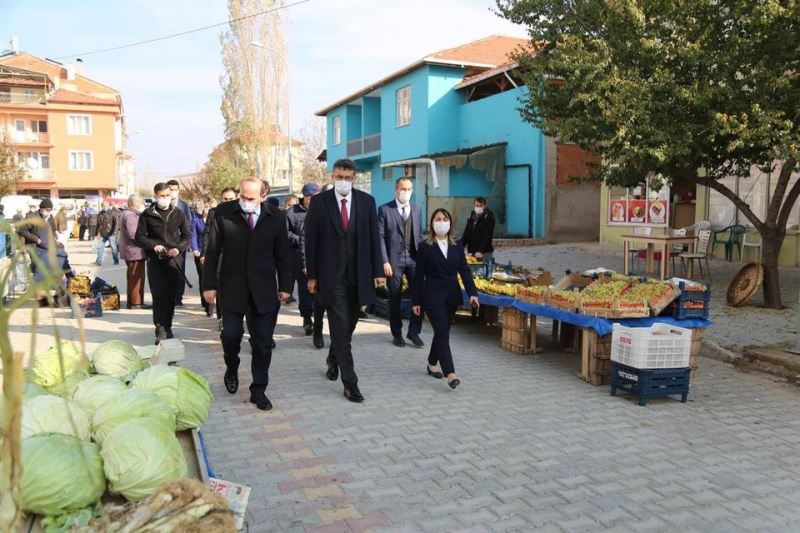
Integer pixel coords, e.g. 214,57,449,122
304,158,384,403
166,179,192,307
460,196,495,263
378,177,424,348
136,183,191,344
203,177,292,411
120,194,151,310
287,182,320,335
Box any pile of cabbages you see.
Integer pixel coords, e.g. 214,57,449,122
0,339,214,525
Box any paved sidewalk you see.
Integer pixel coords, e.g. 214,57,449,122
6,241,800,532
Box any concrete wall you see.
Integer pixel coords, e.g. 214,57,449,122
545,141,601,242
363,97,381,136
326,105,346,166
346,104,362,141
427,65,465,154
380,67,429,163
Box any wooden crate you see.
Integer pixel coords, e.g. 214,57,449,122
689,328,704,381
580,329,613,385
500,308,537,355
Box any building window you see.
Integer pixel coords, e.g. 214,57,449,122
31,120,47,134
396,86,411,127
333,116,342,146
17,151,50,169
67,115,92,135
69,151,93,171
607,177,670,227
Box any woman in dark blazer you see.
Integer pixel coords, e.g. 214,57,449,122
412,208,479,389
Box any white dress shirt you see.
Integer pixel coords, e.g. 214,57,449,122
396,200,410,220
435,238,449,258
335,189,353,221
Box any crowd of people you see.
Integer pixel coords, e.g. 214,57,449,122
2,159,498,411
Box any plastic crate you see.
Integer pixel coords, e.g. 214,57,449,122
664,281,711,319
610,362,690,406
374,296,411,319
611,323,692,369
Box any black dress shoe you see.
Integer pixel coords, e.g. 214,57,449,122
406,333,425,348
358,310,369,319
249,393,273,411
326,358,339,381
166,329,174,339
313,332,324,349
224,367,239,394
270,339,276,349
343,386,364,403
129,303,152,310
427,366,443,379
303,317,314,336
448,378,461,390
392,335,406,348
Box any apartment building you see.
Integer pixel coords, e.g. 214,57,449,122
0,37,131,201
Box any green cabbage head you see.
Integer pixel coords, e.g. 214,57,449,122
20,433,105,515
30,341,89,389
101,417,187,501
130,365,213,430
22,395,91,441
71,375,127,420
92,388,176,445
91,340,144,379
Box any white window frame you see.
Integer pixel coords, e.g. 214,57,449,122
67,114,92,136
69,150,94,171
396,85,411,127
607,176,671,227
332,115,342,146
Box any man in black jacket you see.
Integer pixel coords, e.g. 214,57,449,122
136,182,191,344
201,187,237,326
460,196,495,262
94,203,120,266
287,182,320,336
304,159,384,403
203,177,292,411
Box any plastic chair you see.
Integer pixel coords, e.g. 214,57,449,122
680,229,712,282
711,224,746,261
684,220,711,235
628,227,652,273
740,230,762,263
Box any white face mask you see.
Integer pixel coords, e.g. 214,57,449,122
397,190,412,204
334,179,352,196
239,198,258,213
474,207,484,215
136,205,146,214
156,197,171,209
170,190,179,200
433,221,450,236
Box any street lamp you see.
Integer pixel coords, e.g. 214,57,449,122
251,40,293,196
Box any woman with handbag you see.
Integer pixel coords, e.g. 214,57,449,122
412,208,479,390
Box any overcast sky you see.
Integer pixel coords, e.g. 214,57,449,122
5,0,527,179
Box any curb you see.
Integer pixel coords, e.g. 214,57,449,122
700,339,742,364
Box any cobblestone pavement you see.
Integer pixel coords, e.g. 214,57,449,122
7,242,800,532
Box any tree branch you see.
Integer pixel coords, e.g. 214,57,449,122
777,160,800,231
767,161,791,225
698,177,764,231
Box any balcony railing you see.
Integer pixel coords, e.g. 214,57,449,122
346,133,382,157
22,168,55,182
0,93,41,104
14,132,50,144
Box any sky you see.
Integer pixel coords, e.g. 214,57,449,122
4,0,527,180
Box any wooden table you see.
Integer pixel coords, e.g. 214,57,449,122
622,234,697,279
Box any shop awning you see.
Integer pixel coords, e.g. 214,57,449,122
380,142,507,188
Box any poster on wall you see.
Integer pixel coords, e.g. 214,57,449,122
628,199,647,223
609,199,627,222
647,198,668,225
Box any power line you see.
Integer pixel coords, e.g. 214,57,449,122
53,0,311,60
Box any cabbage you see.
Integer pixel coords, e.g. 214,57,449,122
91,340,144,379
20,433,105,515
101,418,187,501
71,375,127,420
92,388,176,445
30,341,89,389
24,382,49,400
130,365,213,430
22,395,91,441
46,371,89,399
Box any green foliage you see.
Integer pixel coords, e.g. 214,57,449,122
198,139,254,198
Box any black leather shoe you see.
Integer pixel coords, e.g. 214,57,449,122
406,334,424,348
224,367,239,394
313,332,324,349
303,317,314,336
358,310,369,319
448,378,461,390
166,329,174,339
270,339,276,349
344,386,364,403
249,393,273,411
326,357,339,381
129,303,152,310
427,366,443,379
154,326,168,345
392,335,406,348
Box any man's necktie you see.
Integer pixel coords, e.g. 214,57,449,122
401,206,407,221
340,199,349,232
248,212,255,230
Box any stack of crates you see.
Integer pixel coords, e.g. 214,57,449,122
610,323,692,406
667,281,711,319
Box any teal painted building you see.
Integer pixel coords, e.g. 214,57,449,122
316,36,600,241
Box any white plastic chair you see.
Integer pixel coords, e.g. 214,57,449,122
680,229,712,282
741,230,762,263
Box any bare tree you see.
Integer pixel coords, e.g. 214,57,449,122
298,119,327,185
0,132,25,197
219,0,289,181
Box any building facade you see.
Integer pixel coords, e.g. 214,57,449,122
316,35,599,240
0,42,131,201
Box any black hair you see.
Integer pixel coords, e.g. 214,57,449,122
474,197,487,206
166,179,180,187
395,176,413,189
153,182,170,194
332,159,356,172
221,187,237,196
426,208,455,244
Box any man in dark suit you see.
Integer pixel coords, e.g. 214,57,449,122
304,158,384,403
378,177,424,348
202,177,292,411
287,182,320,336
167,179,192,306
460,196,495,262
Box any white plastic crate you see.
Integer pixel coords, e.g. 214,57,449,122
611,323,692,369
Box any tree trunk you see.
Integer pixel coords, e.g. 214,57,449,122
760,227,785,309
